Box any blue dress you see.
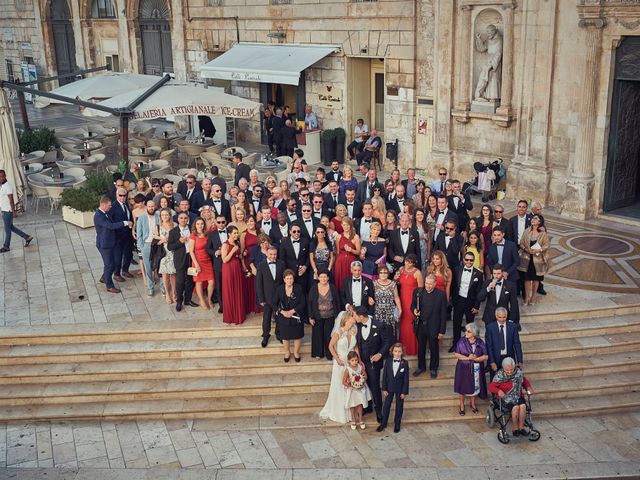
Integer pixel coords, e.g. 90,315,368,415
362,240,385,279
339,177,358,195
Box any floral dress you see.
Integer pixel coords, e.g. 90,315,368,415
158,226,175,275
373,280,398,339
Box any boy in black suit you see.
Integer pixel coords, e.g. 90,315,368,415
377,342,410,433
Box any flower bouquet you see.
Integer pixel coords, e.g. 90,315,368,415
350,373,365,390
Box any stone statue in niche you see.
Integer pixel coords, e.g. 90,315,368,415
472,24,503,111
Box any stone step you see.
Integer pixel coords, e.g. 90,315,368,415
1,331,639,366
1,305,638,346
0,369,636,409
0,388,637,425
0,350,637,385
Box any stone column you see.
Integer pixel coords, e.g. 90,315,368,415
455,5,472,111
562,18,605,219
496,5,514,119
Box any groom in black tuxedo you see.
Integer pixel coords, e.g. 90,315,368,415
355,306,392,423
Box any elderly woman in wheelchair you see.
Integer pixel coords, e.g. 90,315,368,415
487,357,540,443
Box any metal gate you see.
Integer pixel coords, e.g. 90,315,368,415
50,0,77,85
604,37,640,211
139,0,173,76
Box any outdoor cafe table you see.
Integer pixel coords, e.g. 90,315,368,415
73,141,103,156
23,163,44,175
41,175,75,186
20,152,45,164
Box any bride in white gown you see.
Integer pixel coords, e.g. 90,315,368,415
319,310,359,424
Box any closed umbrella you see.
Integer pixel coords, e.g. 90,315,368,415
0,89,27,212
35,72,161,108
82,82,260,120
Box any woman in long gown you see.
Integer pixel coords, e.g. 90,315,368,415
241,217,262,314
221,226,246,324
427,250,452,304
360,222,386,281
453,322,488,415
189,217,215,311
477,204,496,277
333,218,361,291
396,254,424,356
319,311,359,424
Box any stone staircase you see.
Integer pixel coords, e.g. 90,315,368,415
0,305,639,429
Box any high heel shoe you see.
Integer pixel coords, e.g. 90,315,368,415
284,355,291,363
294,355,301,363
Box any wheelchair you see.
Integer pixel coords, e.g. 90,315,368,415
485,392,541,444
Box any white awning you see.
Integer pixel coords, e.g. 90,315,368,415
200,43,339,86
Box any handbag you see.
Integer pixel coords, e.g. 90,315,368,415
150,226,166,272
187,267,198,276
411,288,421,335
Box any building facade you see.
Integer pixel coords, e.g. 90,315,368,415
1,0,640,220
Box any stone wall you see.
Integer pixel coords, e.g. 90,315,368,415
0,0,44,80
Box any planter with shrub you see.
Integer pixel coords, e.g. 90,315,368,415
334,127,346,164
17,128,57,161
60,172,112,229
321,128,336,166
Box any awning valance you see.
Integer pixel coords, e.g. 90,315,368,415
200,43,340,86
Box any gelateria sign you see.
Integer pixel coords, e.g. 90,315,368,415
130,104,259,120
317,85,342,109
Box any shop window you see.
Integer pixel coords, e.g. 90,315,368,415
271,0,293,4
91,0,116,18
6,60,15,83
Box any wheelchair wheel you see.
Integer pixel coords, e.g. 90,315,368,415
497,430,510,444
485,407,495,427
528,429,541,442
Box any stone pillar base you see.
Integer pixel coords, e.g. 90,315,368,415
560,176,595,220
507,160,550,205
471,99,499,114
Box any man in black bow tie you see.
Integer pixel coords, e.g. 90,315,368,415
278,225,310,290
355,201,382,240
341,261,375,315
205,214,229,313
475,264,520,327
355,306,391,423
387,214,421,272
449,252,484,352
256,246,285,347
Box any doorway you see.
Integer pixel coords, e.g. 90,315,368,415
604,37,640,216
347,58,385,138
50,0,77,86
138,0,173,76
259,75,307,145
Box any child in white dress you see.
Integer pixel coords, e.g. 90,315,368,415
342,351,373,430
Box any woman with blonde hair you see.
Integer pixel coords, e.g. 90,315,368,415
331,204,347,235
339,166,358,195
333,217,362,291
427,250,452,303
264,175,277,193
154,208,176,304
230,207,249,235
371,196,387,225
279,180,291,201
517,215,550,306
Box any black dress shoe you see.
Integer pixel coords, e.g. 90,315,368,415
376,426,385,432
261,335,270,348
176,302,183,312
284,356,291,363
430,370,437,379
186,301,199,307
376,415,382,423
413,369,425,377
393,426,400,433
537,285,547,295
448,345,456,353
99,277,105,284
517,323,522,332
294,355,301,363
218,307,223,314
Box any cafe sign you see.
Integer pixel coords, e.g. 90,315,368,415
317,85,342,110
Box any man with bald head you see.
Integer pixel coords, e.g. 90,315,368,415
411,274,447,378
136,200,160,297
387,213,422,272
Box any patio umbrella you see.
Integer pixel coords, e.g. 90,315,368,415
35,72,161,108
0,89,27,212
82,82,261,120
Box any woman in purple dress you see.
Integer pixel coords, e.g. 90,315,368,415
453,322,488,416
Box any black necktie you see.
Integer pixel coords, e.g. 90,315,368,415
353,278,360,283
401,230,408,235
440,181,444,191
187,190,192,200
500,324,506,351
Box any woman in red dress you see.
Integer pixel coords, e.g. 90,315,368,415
330,204,346,236
189,217,214,311
477,204,496,278
240,217,263,314
427,250,452,304
221,226,247,324
396,254,424,356
333,217,361,291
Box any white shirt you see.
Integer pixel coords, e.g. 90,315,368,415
313,209,323,219
392,358,401,375
517,216,526,243
400,229,410,253
180,226,190,251
145,214,156,244
453,196,460,209
499,322,508,355
351,277,363,307
346,203,355,218
459,268,473,298
0,181,14,212
496,241,505,263
292,239,301,258
303,217,314,237
118,201,130,221
186,188,195,200
445,236,451,249
268,261,277,280
434,208,447,240
360,317,370,340
218,228,228,243
212,198,222,215
261,220,272,235
493,280,503,300
359,218,372,241
354,124,369,143
287,211,298,222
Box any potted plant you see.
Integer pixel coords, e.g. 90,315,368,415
334,127,346,164
17,127,57,162
321,128,336,166
60,172,111,228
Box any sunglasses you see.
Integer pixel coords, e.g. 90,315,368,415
439,172,447,176
117,194,127,197
445,227,454,231
291,230,301,233
464,258,474,262
316,231,324,235
300,193,309,197
216,221,226,224
313,201,322,204
495,210,504,214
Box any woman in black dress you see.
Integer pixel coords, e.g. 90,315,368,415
276,269,306,362
307,270,341,360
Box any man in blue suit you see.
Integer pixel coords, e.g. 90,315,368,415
94,196,132,293
485,307,523,380
487,226,520,282
109,188,134,282
508,200,532,245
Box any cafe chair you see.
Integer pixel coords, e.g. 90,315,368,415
221,146,247,158
45,186,66,215
60,167,86,179
72,176,87,189
27,179,50,214
206,144,225,154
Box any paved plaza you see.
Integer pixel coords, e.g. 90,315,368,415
1,201,640,479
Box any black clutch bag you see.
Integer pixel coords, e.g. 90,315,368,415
412,313,420,335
